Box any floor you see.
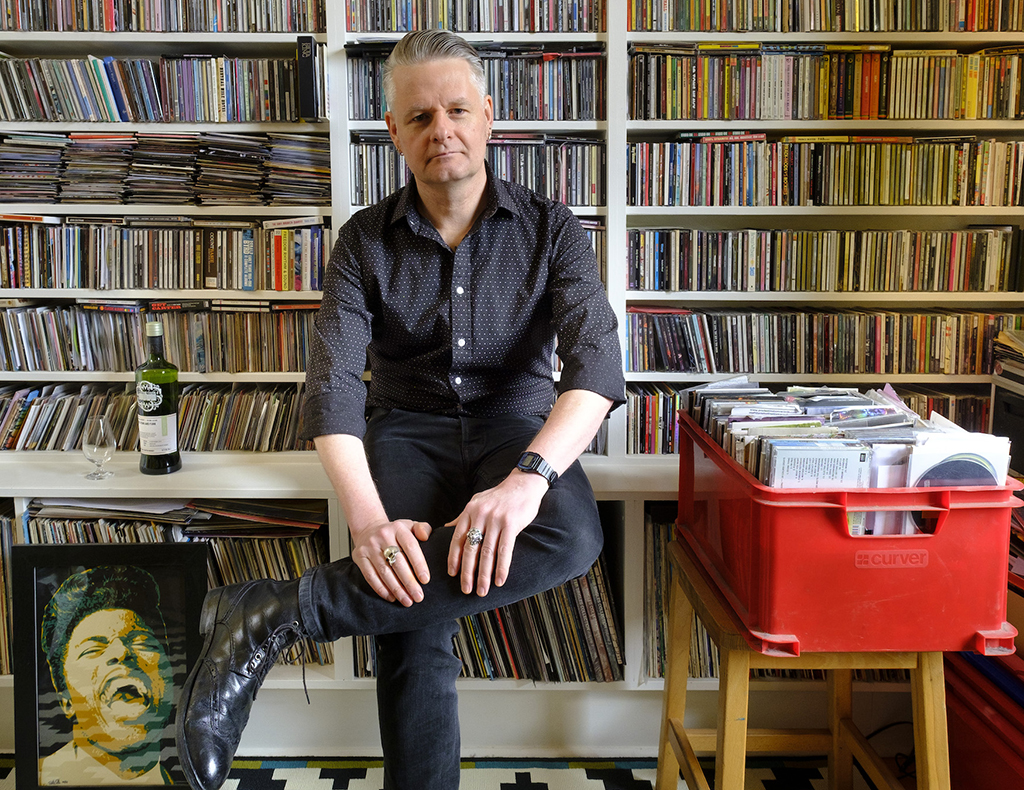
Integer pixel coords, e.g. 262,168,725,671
0,754,851,789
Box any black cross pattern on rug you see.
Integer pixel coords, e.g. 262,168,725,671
318,767,372,788
226,766,370,790
500,772,550,789
227,766,289,790
586,768,654,789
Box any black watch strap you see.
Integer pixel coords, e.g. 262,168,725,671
516,451,558,486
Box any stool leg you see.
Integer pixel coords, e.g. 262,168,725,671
827,668,854,790
657,570,694,790
715,647,750,790
911,652,950,790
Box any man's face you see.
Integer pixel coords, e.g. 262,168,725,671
385,58,493,192
60,608,172,755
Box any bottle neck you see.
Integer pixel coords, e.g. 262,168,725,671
148,334,166,361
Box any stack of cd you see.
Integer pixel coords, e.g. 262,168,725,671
0,132,68,203
263,133,331,205
195,132,270,204
60,133,137,203
125,133,200,204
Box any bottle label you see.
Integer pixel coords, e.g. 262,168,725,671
138,414,178,455
137,380,164,413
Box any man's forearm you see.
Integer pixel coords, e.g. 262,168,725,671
519,389,614,478
313,433,390,538
314,389,611,533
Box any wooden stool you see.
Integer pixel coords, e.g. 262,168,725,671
656,539,951,790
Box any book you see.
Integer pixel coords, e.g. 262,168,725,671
262,215,324,229
146,299,212,312
0,213,60,224
241,227,256,291
209,299,271,312
296,36,319,121
271,301,320,310
203,229,218,289
76,298,145,312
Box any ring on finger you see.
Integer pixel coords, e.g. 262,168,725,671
466,527,484,547
383,545,401,566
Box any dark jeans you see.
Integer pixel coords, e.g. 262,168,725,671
296,409,605,790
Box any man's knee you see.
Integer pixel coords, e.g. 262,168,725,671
565,516,604,580
545,491,604,581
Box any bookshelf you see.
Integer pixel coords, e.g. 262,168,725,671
2,0,1021,759
621,20,1024,445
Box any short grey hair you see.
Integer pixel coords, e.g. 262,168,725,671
382,30,487,111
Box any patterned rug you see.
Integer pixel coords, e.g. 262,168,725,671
0,754,832,789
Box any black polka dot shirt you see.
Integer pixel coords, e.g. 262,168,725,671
299,168,625,441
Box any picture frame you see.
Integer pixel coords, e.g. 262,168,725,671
13,542,208,789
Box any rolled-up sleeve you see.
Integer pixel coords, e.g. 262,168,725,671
548,207,626,410
298,227,375,441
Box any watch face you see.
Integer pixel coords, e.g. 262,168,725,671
519,452,541,469
517,451,555,484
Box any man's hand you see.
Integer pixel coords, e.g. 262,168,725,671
445,471,549,597
349,519,433,607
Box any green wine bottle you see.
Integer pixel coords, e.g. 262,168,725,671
136,321,182,474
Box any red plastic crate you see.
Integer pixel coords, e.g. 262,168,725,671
675,410,1021,656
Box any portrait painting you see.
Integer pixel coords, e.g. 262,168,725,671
13,542,208,790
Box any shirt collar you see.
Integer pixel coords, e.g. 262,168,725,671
390,162,520,233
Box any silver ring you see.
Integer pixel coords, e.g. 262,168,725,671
466,528,483,547
383,546,401,566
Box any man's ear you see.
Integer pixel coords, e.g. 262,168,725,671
384,112,402,155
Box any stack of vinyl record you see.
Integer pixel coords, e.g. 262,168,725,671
59,133,137,203
195,132,270,204
0,132,68,203
125,133,201,204
263,133,331,205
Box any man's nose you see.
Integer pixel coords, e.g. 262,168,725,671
430,115,452,141
106,637,138,664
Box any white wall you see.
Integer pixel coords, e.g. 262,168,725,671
0,680,912,759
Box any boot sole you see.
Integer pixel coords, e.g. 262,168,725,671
176,586,233,790
200,585,232,634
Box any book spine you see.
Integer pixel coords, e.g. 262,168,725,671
203,229,218,289
241,228,256,291
296,35,318,121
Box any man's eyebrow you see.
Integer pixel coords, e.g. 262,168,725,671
70,635,111,657
402,98,474,118
71,628,156,648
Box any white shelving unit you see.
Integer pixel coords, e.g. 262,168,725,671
0,451,915,757
2,0,1021,760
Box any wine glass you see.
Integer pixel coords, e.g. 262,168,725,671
82,416,116,480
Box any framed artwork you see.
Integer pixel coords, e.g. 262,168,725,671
13,542,209,789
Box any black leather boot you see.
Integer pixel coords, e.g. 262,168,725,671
176,578,307,790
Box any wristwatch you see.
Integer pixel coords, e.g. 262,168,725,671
516,451,558,486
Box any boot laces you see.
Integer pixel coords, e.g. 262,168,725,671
249,621,310,704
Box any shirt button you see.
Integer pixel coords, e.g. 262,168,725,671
457,338,466,347
456,286,465,295
454,377,462,384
